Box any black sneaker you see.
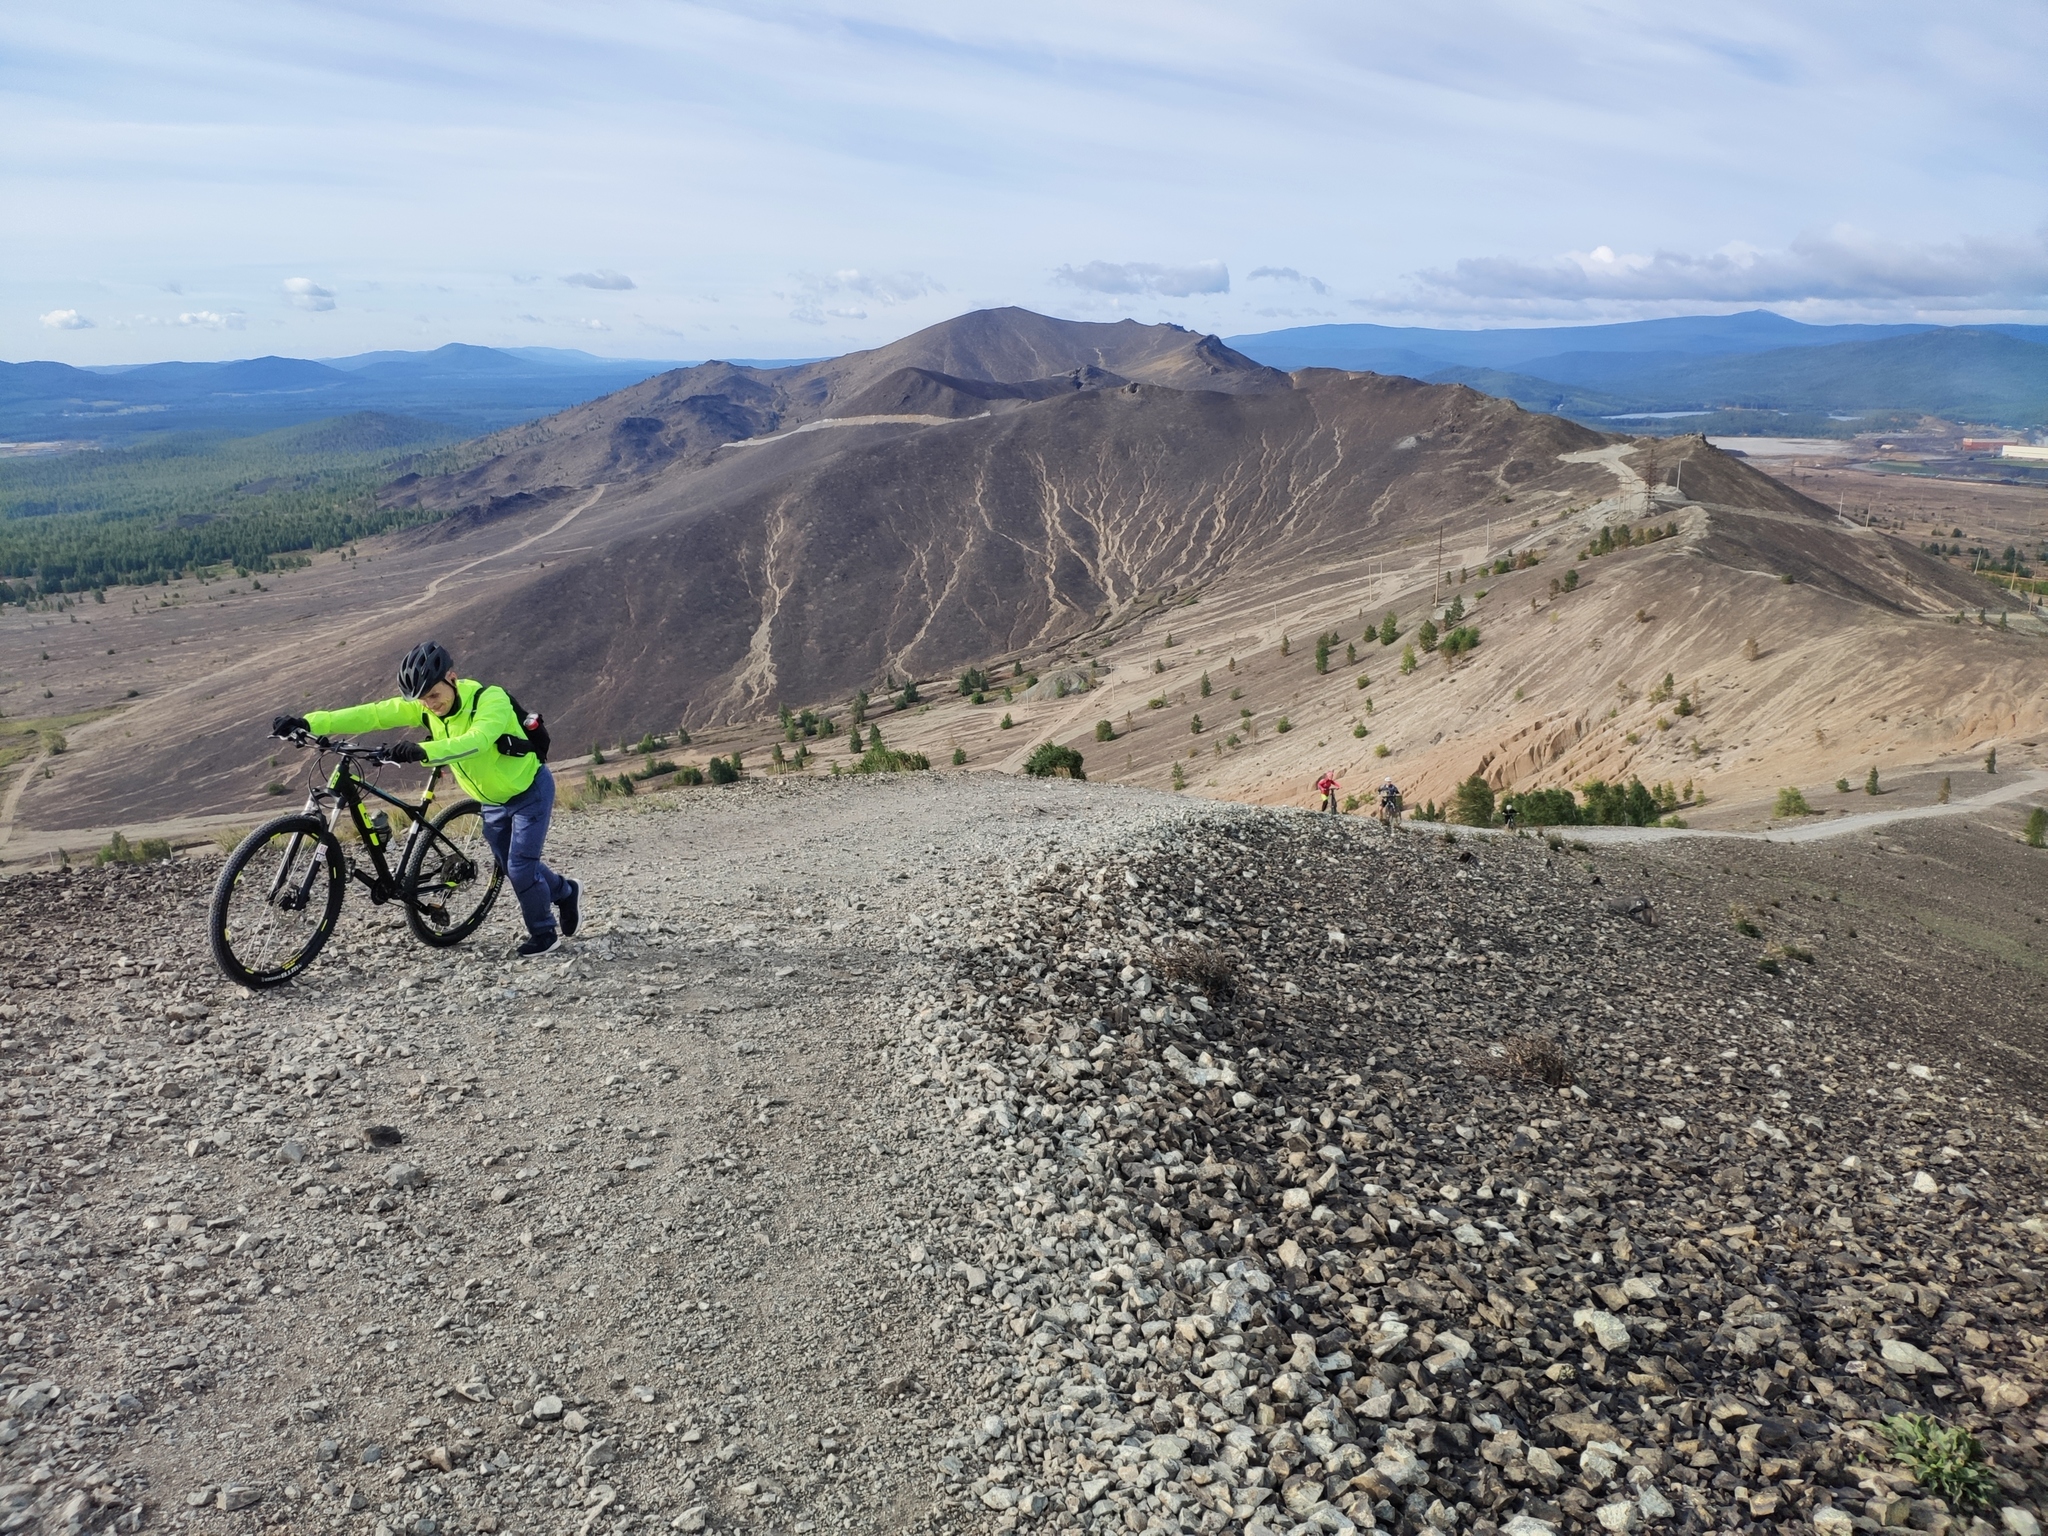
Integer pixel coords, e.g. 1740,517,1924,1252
557,878,582,938
517,930,560,959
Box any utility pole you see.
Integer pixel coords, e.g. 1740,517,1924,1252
1436,522,1444,592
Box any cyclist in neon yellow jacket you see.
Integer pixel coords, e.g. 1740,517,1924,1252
274,640,580,958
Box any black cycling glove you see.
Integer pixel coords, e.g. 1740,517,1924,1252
386,742,428,765
272,715,309,738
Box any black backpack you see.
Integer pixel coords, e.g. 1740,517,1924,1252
490,686,551,764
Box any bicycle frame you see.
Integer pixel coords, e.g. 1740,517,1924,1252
292,748,450,906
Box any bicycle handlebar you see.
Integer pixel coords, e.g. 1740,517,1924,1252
272,728,398,764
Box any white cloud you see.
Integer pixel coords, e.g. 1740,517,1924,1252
39,308,93,329
1414,226,2048,305
1248,266,1330,295
580,318,610,330
282,277,336,311
1053,260,1230,298
785,268,940,325
177,310,247,329
563,270,636,290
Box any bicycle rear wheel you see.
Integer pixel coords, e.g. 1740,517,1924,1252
209,814,345,988
401,798,503,948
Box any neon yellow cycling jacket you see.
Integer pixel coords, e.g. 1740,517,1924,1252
305,678,539,806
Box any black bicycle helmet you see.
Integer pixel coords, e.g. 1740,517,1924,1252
397,640,454,699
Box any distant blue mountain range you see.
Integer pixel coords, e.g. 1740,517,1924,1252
1225,311,2048,427
0,343,816,443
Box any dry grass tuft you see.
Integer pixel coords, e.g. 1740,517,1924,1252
1157,944,1238,1000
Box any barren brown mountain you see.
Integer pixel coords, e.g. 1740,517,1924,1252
2,308,2040,855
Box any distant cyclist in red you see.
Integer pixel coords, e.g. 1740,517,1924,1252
1316,772,1340,814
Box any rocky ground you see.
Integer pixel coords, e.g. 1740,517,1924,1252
2,773,2045,1536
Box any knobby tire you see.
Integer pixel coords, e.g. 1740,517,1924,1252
209,814,345,988
401,798,503,948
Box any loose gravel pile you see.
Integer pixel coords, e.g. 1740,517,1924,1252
1,778,2044,1536
886,808,2048,1536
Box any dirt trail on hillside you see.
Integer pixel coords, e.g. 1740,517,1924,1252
1502,769,2048,847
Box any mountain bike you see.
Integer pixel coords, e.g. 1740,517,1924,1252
208,731,504,988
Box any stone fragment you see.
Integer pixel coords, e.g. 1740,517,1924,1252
1573,1308,1631,1351
1879,1337,1947,1375
532,1395,565,1421
217,1486,262,1512
385,1163,425,1189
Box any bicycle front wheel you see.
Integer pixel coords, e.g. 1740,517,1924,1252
209,814,345,987
401,798,503,948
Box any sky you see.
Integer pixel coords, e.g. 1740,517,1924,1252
6,1,2048,364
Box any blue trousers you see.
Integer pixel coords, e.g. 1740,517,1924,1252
479,766,571,937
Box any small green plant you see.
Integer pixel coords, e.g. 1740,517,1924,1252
1189,714,1203,734
95,831,173,866
1022,743,1085,779
1561,568,1578,592
1730,904,1761,938
999,713,1015,730
590,746,606,765
1880,1414,1998,1512
1355,674,1370,690
1773,786,1814,817
951,747,967,766
1094,720,1115,742
1418,618,1439,653
1378,611,1398,645
1836,777,1851,793
1169,762,1187,790
2025,807,2047,848
1279,634,1290,656
1274,716,1291,734
854,744,931,774
1147,697,1166,710
266,781,287,795
1938,776,1951,804
1400,645,1417,675
706,756,741,785
1674,693,1694,716
1352,723,1368,738
673,764,706,785
1374,742,1390,758
958,666,989,696
1986,747,1998,773
1865,765,1880,795
1198,671,1211,697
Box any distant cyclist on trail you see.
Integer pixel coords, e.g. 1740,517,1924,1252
272,640,581,958
1377,779,1402,831
1316,771,1341,814
1501,798,1518,830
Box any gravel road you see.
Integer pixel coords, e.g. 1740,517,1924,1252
2,774,2045,1536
